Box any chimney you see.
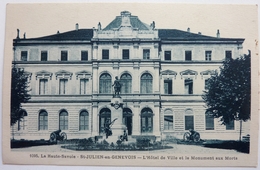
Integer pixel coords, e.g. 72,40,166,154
23,32,26,39
98,22,101,31
16,29,20,39
187,27,190,32
75,23,79,31
57,30,60,34
216,29,220,38
198,32,201,35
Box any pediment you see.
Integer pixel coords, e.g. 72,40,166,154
180,69,198,75
76,70,92,79
200,70,216,75
55,70,73,80
161,70,177,75
35,70,52,80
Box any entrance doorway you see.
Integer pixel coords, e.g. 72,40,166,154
123,108,132,135
99,108,111,134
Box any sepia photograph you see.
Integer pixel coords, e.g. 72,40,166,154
1,2,259,168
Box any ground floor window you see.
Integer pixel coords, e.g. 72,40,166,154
141,108,153,133
39,110,48,130
185,115,194,130
79,111,89,130
59,110,68,130
226,120,235,130
164,116,173,130
205,112,214,130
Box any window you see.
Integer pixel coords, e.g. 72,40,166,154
164,51,171,61
185,109,194,130
185,116,194,130
99,108,111,134
99,73,111,93
120,73,132,94
205,51,212,61
164,109,173,131
141,73,153,93
39,79,48,95
185,51,192,61
59,110,68,130
122,49,129,59
204,79,210,90
164,116,173,130
226,120,235,130
41,51,48,61
102,49,109,59
61,51,68,61
225,51,232,60
79,111,89,130
21,51,28,61
39,111,48,130
164,79,172,94
185,79,193,94
80,79,88,94
141,108,153,133
205,112,214,130
18,110,27,131
143,49,150,59
81,51,88,61
59,79,68,94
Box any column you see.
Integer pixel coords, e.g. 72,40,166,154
132,103,140,135
92,103,99,136
92,66,98,94
153,103,161,137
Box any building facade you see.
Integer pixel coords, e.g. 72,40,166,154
11,11,250,141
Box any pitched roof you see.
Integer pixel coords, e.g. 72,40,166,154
103,16,150,31
22,29,93,41
158,29,244,41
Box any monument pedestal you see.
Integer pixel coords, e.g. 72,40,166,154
107,97,126,143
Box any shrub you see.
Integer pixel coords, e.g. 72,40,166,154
136,138,151,149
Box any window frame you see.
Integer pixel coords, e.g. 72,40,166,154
39,111,48,131
79,111,89,131
143,49,150,59
59,110,68,130
164,51,171,61
21,51,28,61
205,51,212,61
81,51,88,61
140,73,153,94
122,49,130,59
61,50,68,61
41,51,48,61
185,50,192,61
102,49,109,60
184,78,193,94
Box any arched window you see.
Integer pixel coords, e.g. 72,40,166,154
120,73,132,94
140,73,152,93
99,108,111,134
99,73,111,94
123,108,133,135
79,111,89,130
59,110,68,130
141,108,153,133
39,110,48,130
185,109,194,130
164,109,173,130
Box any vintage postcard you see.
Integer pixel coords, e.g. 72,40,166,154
2,3,259,167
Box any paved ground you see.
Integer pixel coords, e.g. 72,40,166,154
12,143,246,155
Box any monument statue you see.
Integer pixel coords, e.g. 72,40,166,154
112,76,121,97
104,118,117,139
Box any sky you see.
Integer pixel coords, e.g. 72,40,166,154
4,3,258,55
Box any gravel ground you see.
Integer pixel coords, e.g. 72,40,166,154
11,143,246,155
